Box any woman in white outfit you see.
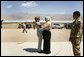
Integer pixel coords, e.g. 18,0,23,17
34,17,43,53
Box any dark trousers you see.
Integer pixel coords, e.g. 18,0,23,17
23,29,27,33
43,30,51,53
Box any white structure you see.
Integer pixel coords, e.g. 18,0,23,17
2,20,74,24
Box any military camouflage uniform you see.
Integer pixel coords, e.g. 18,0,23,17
69,18,83,56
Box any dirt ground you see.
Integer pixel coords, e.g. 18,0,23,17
1,29,83,56
1,29,74,42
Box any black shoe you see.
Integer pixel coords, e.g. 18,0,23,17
43,51,51,54
36,50,43,53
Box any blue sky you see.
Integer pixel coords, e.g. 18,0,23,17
1,1,83,15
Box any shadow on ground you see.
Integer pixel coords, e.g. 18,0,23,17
23,48,38,53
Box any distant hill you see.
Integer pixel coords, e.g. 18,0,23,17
1,13,83,21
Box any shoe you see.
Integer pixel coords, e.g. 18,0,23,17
36,50,43,53
43,51,51,54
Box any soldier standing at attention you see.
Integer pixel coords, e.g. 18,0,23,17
69,11,83,56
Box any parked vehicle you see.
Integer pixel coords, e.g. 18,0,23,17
52,24,64,29
65,24,72,29
26,24,32,29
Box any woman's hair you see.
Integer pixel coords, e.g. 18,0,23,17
45,16,51,22
35,16,40,21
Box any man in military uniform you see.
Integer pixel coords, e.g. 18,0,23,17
69,11,83,56
22,22,27,33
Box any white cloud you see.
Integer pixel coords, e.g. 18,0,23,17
21,1,38,7
7,5,12,8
